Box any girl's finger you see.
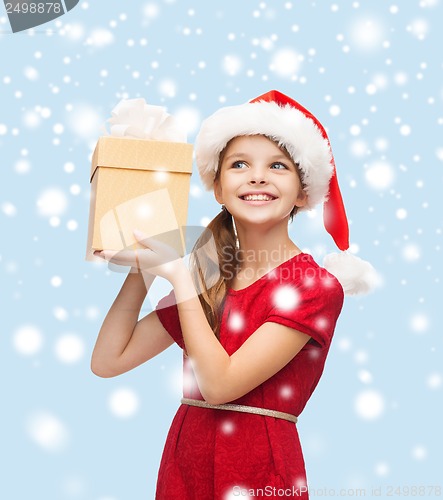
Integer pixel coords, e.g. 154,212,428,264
135,234,170,254
101,249,137,267
133,229,150,245
133,229,165,253
99,250,118,259
133,230,180,260
133,230,168,254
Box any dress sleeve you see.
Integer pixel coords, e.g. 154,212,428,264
155,290,185,350
265,273,344,348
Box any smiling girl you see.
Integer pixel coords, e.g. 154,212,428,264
91,90,375,499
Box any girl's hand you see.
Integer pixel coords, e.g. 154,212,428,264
93,229,185,282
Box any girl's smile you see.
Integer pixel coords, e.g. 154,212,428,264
239,193,277,205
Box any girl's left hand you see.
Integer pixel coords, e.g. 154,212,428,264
94,229,185,282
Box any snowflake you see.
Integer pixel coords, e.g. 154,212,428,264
279,385,293,399
1,202,17,217
228,311,245,332
303,275,315,288
108,388,140,418
54,333,85,364
220,420,235,435
357,369,373,384
269,48,301,78
408,19,429,40
26,411,70,452
427,373,442,389
409,313,429,333
402,243,421,262
272,285,300,311
53,307,69,321
365,161,395,190
36,188,68,217
222,55,243,76
13,325,43,356
411,445,427,461
354,389,385,420
86,28,114,48
350,16,385,51
315,316,329,331
374,461,390,476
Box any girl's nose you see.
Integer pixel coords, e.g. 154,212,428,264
248,168,268,184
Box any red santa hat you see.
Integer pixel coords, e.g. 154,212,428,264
195,90,378,295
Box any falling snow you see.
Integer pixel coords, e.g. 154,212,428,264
36,188,68,217
269,48,301,78
108,388,140,418
66,104,104,140
402,243,421,262
411,445,428,461
86,28,114,48
26,411,70,453
349,17,386,52
374,462,390,477
410,313,430,333
220,419,235,435
222,54,243,76
272,285,299,311
2,2,441,498
364,161,395,190
54,333,85,364
1,201,17,216
354,389,385,420
426,373,442,389
357,369,373,384
12,324,44,356
227,311,245,332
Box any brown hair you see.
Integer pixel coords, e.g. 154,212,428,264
188,137,302,339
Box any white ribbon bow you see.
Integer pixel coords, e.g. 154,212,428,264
107,98,187,142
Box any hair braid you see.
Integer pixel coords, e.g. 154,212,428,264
188,206,240,339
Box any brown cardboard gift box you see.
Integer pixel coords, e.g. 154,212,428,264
85,136,193,261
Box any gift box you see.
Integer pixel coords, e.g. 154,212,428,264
85,99,193,261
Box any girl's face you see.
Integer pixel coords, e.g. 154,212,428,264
214,135,307,225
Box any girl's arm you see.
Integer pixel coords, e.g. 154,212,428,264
93,237,310,401
91,270,174,378
171,266,311,405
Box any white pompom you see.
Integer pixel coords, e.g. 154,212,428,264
323,251,379,296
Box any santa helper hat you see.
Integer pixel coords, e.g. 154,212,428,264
195,90,377,295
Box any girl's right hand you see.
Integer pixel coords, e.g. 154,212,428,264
93,229,185,282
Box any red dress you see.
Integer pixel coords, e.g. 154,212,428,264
155,253,344,499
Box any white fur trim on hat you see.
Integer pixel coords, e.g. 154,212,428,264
195,100,333,209
323,252,380,295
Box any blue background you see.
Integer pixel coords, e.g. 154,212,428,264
1,1,442,499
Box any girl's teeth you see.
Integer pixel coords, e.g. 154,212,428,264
244,195,273,201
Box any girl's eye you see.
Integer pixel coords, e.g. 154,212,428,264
270,162,288,170
232,161,247,169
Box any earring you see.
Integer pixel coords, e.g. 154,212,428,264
231,216,240,250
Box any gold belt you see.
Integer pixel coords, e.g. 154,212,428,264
181,397,298,424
